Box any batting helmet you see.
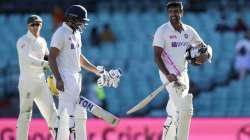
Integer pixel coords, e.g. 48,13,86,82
65,5,89,32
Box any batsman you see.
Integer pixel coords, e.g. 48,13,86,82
49,5,121,140
153,1,212,140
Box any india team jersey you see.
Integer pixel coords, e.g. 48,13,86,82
17,31,48,79
153,22,204,74
50,22,82,73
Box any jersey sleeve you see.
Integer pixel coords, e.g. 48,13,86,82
152,27,165,48
42,38,49,55
189,26,204,46
17,38,29,59
50,29,64,50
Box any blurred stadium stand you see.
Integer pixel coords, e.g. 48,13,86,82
0,0,250,118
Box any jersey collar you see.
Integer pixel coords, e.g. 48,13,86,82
167,21,187,32
26,30,38,41
63,22,73,33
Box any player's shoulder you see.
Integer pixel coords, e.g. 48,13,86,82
155,22,170,34
236,39,248,47
38,36,47,44
183,23,197,33
157,22,170,31
54,26,65,35
17,34,28,44
16,34,30,49
52,26,67,39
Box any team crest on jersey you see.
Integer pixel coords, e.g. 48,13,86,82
184,33,188,39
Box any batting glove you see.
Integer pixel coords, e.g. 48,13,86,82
108,69,122,88
97,66,111,87
169,81,187,94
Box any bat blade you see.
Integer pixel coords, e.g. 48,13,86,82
126,83,167,115
78,96,120,126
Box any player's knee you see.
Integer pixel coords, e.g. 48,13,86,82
17,111,32,124
164,116,176,129
74,104,87,120
47,109,59,128
179,94,193,118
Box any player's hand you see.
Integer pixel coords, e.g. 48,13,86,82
108,69,122,88
172,81,187,93
96,66,110,87
166,74,177,82
97,74,110,87
197,42,206,48
96,66,105,76
56,78,64,92
194,53,208,64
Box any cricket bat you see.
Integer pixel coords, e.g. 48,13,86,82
78,96,120,126
126,82,168,115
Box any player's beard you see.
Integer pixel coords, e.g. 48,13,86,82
170,15,180,24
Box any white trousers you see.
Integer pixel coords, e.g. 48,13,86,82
159,71,193,140
159,71,190,116
58,71,87,128
16,76,58,140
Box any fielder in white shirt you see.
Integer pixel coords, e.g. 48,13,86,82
16,15,58,140
234,31,250,79
49,5,121,140
153,2,212,140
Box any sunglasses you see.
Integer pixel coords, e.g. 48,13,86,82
30,23,41,27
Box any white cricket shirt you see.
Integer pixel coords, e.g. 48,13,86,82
234,38,250,70
50,22,82,73
153,22,204,74
17,31,48,79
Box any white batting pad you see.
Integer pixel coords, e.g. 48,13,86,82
177,94,193,140
162,116,177,140
16,112,32,140
74,104,87,140
56,109,69,140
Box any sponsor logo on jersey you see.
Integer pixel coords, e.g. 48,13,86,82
171,42,189,48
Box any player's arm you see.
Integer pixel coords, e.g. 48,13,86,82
17,39,48,67
153,27,177,82
80,54,101,76
48,47,64,91
154,46,177,82
154,46,170,76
